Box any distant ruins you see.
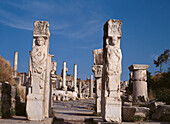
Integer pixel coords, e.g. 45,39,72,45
1,19,169,123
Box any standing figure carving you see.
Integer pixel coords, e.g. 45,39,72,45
31,36,47,94
102,19,122,122
104,20,122,99
27,21,52,121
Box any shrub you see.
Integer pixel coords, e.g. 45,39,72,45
0,56,15,85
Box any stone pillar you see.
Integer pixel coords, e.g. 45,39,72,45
101,19,122,122
62,61,68,91
13,51,18,78
78,81,82,98
89,75,93,98
73,64,78,92
128,64,149,102
26,21,52,121
92,48,103,113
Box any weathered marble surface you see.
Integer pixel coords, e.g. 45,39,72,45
62,61,68,91
101,19,122,122
13,51,18,78
92,48,103,113
27,21,52,121
129,64,149,102
73,64,78,93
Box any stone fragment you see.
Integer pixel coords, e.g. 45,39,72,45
101,19,122,122
152,105,170,121
122,106,149,122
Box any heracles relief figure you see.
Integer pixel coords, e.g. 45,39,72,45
104,20,122,99
31,36,47,93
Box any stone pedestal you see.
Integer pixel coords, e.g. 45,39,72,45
92,48,103,113
73,64,78,93
13,51,18,78
101,19,122,122
27,94,44,121
128,64,149,102
90,75,93,98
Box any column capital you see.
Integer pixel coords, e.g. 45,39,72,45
129,64,149,71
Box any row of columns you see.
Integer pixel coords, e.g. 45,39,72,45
62,62,78,93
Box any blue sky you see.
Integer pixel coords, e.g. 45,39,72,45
0,0,170,81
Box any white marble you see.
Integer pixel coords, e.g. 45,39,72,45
27,21,52,121
13,51,18,78
129,64,149,101
92,48,103,113
62,61,68,91
101,19,122,122
73,64,78,92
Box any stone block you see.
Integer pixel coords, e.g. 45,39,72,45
122,106,149,122
26,94,44,121
102,100,121,122
152,105,170,121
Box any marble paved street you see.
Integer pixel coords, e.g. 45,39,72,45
53,99,97,122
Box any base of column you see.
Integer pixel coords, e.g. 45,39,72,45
26,94,44,121
102,98,121,122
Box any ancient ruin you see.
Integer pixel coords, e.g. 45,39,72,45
13,51,18,78
26,21,52,121
62,61,68,91
129,64,149,102
101,19,122,122
73,64,78,93
92,48,103,113
89,75,93,98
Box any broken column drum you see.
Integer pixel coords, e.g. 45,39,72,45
128,64,149,102
92,48,103,113
26,21,52,121
101,19,122,122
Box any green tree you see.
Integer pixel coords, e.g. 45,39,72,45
154,49,170,73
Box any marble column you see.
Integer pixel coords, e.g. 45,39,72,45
128,64,149,102
101,19,122,122
92,48,103,113
73,64,78,92
62,61,67,91
13,51,18,78
90,75,93,98
78,81,82,98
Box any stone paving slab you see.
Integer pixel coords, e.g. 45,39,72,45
0,116,53,124
53,99,96,122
